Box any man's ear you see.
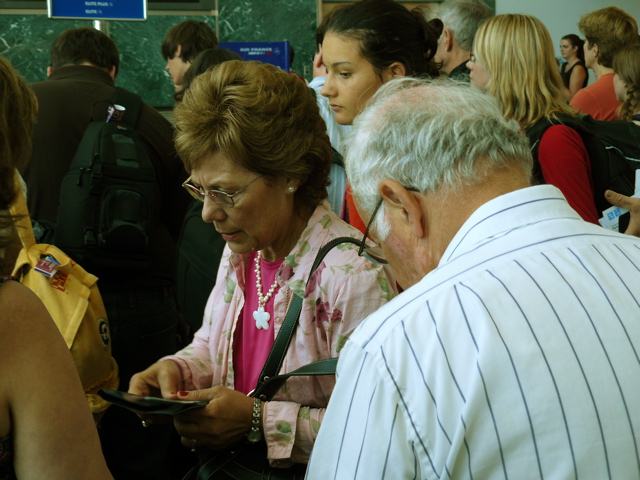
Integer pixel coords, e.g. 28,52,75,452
108,65,117,81
379,179,425,239
175,44,182,60
46,66,54,77
443,28,454,52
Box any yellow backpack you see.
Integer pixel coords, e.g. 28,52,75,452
9,172,118,418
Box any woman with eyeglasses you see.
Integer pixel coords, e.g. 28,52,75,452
317,0,442,232
128,60,396,475
467,14,600,225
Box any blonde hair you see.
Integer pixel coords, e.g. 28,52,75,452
613,44,640,122
474,14,575,129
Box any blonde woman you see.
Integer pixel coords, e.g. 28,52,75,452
468,14,599,224
613,44,640,126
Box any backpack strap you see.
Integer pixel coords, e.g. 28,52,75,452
525,117,555,185
113,87,143,127
251,236,361,401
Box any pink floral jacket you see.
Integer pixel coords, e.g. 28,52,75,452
165,201,396,464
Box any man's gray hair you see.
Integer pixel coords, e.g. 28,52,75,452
438,0,493,52
345,77,532,239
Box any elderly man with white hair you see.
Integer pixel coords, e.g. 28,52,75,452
306,78,640,479
435,0,493,79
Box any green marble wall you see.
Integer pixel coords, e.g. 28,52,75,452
0,0,317,107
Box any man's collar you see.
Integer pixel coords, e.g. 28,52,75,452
440,185,581,265
447,60,471,81
47,64,115,85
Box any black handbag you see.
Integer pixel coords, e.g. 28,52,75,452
182,238,359,480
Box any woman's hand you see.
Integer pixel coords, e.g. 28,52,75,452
128,359,184,424
173,387,254,451
605,189,640,237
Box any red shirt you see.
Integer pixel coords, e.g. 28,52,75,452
345,184,367,234
538,124,599,224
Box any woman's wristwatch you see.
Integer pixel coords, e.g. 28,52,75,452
247,397,263,443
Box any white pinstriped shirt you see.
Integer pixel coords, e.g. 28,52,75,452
307,185,640,480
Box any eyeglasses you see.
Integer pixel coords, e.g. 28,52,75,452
357,197,387,265
357,187,419,265
182,175,262,208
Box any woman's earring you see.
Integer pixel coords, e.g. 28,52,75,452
287,186,296,193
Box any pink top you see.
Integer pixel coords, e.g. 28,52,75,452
232,252,282,394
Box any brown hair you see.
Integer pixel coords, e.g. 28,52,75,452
474,14,575,129
578,7,639,68
0,56,37,261
161,20,218,62
317,0,442,77
613,44,640,122
50,27,120,75
174,60,332,214
174,48,242,103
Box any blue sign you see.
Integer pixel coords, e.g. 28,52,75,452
47,0,147,20
219,42,290,72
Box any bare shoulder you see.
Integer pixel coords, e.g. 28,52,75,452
0,280,60,354
0,279,49,321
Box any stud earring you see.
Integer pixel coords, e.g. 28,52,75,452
287,186,295,193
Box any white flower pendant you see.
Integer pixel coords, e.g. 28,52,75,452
253,306,270,330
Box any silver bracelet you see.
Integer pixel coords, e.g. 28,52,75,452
247,397,263,443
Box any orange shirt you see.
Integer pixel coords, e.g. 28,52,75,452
570,73,621,121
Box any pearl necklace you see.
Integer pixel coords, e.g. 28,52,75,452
253,251,278,330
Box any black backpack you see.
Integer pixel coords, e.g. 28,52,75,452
526,114,640,220
175,198,226,337
54,88,161,274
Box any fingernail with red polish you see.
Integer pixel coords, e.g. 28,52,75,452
178,391,189,397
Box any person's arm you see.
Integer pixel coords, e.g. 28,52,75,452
568,65,587,99
0,281,113,480
151,249,236,391
306,340,418,479
538,125,600,224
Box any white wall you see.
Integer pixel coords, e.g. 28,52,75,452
495,0,640,63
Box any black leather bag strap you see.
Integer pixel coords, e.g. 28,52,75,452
252,237,360,399
254,358,338,401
